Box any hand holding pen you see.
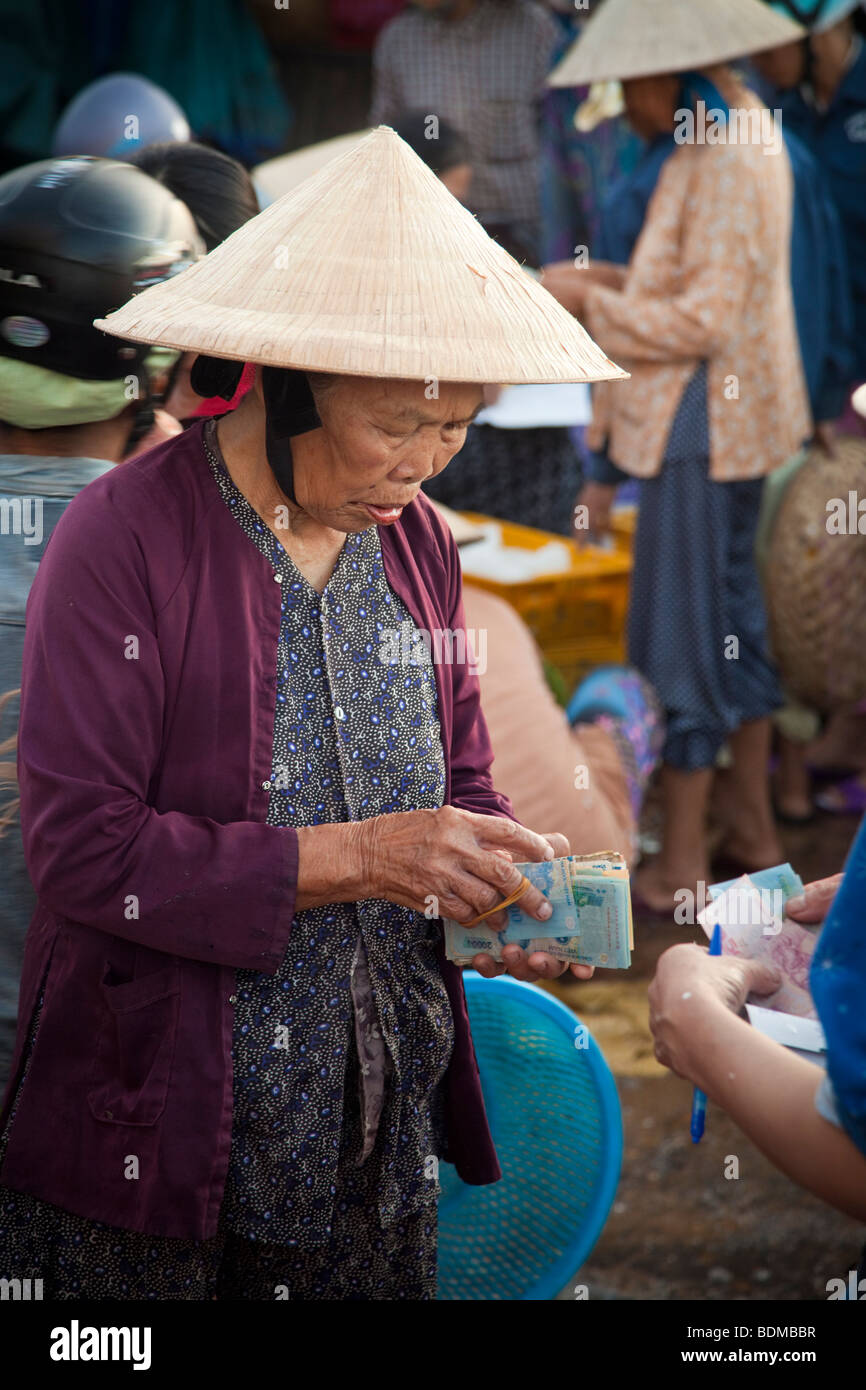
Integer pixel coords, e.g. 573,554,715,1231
690,923,722,1143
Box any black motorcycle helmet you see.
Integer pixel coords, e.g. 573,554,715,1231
0,156,200,384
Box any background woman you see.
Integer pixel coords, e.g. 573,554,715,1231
544,0,810,912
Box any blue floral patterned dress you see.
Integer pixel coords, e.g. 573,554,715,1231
207,422,456,1255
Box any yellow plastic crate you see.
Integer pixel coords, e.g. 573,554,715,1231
610,503,638,555
458,512,632,689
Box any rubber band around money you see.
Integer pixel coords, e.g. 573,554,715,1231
463,875,533,928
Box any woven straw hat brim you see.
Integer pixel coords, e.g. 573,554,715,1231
95,127,627,386
766,437,866,713
549,0,806,88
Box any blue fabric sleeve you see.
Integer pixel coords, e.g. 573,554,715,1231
596,134,675,267
814,189,856,422
785,129,855,423
811,814,866,1162
582,447,631,486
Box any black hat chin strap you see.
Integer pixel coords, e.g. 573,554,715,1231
261,367,321,506
189,354,244,401
190,356,322,504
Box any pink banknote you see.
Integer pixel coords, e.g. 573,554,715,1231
697,877,819,1019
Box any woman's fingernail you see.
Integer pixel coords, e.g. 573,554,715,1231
786,895,805,912
538,901,553,920
544,844,555,860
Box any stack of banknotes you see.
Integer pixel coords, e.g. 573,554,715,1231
444,851,633,970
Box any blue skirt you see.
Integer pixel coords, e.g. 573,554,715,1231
627,365,782,771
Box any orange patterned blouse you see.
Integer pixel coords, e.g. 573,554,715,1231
584,87,812,481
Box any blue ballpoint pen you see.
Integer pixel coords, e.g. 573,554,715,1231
690,921,722,1143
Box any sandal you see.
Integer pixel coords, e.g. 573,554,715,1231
814,776,866,816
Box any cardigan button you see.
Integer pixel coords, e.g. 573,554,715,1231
229,994,238,1005
274,573,283,583
262,780,272,791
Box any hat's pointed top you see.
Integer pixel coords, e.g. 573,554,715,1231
96,125,626,386
549,0,806,88
253,128,372,204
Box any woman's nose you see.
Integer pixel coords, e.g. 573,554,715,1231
392,438,461,485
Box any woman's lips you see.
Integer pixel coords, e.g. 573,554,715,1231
362,502,405,524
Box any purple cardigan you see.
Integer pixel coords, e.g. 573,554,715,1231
0,422,509,1240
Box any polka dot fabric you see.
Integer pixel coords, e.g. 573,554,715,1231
0,1028,437,1300
202,421,454,1252
626,365,782,770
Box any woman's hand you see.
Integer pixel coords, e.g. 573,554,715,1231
540,262,591,316
467,831,596,985
541,259,624,315
580,260,627,290
300,813,593,986
473,939,596,985
360,807,557,923
358,813,593,985
573,481,616,545
785,873,843,926
648,943,780,1079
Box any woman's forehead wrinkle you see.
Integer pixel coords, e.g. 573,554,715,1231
374,394,481,426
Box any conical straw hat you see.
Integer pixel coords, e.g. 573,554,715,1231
549,0,805,88
95,127,626,385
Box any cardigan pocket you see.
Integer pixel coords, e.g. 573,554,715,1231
87,960,181,1126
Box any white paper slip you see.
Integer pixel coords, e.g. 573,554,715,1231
457,522,573,583
474,383,591,429
746,1004,827,1060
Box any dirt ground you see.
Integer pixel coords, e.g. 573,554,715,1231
546,809,865,1301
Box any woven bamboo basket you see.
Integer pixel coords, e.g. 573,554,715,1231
766,436,866,714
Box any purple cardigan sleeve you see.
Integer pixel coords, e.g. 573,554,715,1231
18,487,296,973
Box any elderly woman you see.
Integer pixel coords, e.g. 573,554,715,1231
544,0,811,913
0,129,623,1300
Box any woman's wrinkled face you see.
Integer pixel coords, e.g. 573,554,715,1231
752,41,807,91
291,375,484,533
622,75,681,139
